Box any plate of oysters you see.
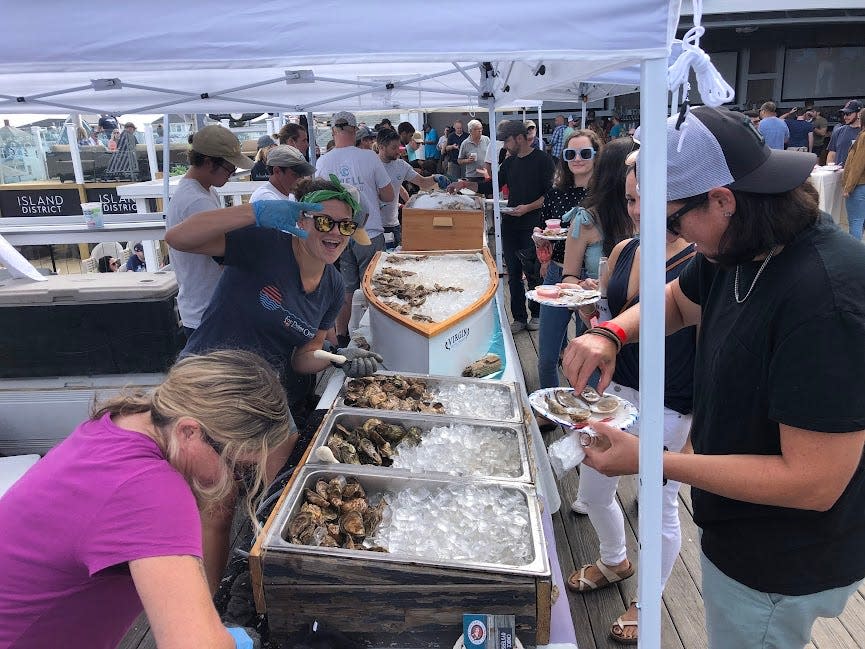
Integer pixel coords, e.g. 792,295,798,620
528,386,638,432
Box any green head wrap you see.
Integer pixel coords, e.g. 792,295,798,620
302,174,362,222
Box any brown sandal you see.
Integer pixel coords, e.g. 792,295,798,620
566,559,635,593
609,601,639,645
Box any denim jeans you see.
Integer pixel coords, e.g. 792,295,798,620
846,184,865,241
537,263,587,388
701,550,861,649
501,226,538,324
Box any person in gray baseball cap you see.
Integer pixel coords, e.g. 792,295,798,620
563,105,865,649
250,145,316,203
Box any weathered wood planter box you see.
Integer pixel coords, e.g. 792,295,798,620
251,467,551,647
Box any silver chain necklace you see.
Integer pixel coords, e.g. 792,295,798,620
734,246,778,304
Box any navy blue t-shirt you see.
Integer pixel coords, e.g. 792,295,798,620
785,118,814,148
183,226,344,382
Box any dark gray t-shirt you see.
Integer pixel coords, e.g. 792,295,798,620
183,226,343,384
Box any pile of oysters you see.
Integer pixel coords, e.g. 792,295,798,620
342,375,446,414
370,266,463,309
544,386,620,425
326,417,423,467
286,475,387,551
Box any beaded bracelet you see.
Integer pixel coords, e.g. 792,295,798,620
584,327,622,353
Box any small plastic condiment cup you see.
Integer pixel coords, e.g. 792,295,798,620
545,219,561,230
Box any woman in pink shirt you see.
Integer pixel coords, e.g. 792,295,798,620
0,350,296,649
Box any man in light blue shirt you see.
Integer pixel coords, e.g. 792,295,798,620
758,101,789,150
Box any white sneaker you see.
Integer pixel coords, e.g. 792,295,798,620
510,320,527,333
571,499,589,515
526,316,540,331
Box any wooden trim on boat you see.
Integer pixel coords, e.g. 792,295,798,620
361,248,499,339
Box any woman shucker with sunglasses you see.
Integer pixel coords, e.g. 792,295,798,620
166,174,383,430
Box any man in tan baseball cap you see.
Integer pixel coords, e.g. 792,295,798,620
189,125,254,171
164,125,253,334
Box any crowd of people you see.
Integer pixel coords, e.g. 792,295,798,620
2,97,864,649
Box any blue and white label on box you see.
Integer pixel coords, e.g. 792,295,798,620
464,614,488,647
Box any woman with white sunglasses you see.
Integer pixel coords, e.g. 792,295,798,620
535,134,634,419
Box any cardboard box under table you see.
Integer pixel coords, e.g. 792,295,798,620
400,193,485,251
253,465,552,647
361,250,498,377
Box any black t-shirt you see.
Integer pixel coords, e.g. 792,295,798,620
608,239,695,414
677,215,865,595
479,148,554,231
542,186,587,264
250,160,269,181
446,131,468,163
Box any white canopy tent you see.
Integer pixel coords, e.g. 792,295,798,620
1,2,694,645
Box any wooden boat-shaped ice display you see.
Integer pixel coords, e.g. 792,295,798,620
361,249,499,376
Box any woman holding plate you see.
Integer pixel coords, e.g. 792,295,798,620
535,135,634,404
565,155,696,645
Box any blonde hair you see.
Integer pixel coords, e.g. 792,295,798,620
254,146,272,163
92,350,293,530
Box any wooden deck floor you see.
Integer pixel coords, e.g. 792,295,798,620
118,288,864,649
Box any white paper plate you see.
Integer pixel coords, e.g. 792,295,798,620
529,387,638,432
458,188,478,195
536,229,568,240
526,287,600,308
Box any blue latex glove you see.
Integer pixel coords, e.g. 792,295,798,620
335,347,384,378
225,626,260,649
252,200,322,239
433,174,450,190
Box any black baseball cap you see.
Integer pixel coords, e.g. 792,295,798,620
636,106,817,201
496,119,527,141
840,99,863,114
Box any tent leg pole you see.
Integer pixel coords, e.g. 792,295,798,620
637,55,669,649
487,105,503,279
306,112,316,166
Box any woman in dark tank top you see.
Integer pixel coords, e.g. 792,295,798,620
565,161,696,645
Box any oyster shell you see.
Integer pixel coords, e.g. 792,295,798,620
591,396,620,415
304,489,330,508
580,386,602,403
340,511,366,537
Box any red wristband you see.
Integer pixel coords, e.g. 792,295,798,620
597,321,627,345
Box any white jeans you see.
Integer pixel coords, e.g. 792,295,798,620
577,382,691,585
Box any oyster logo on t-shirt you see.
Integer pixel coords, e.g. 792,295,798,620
258,286,316,340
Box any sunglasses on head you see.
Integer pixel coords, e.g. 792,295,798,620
563,147,596,162
666,194,708,236
306,213,359,236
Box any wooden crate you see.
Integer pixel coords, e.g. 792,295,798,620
401,204,485,252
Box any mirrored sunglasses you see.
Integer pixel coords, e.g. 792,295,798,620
562,147,596,162
307,213,359,236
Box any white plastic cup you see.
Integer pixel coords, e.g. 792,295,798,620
81,201,104,229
